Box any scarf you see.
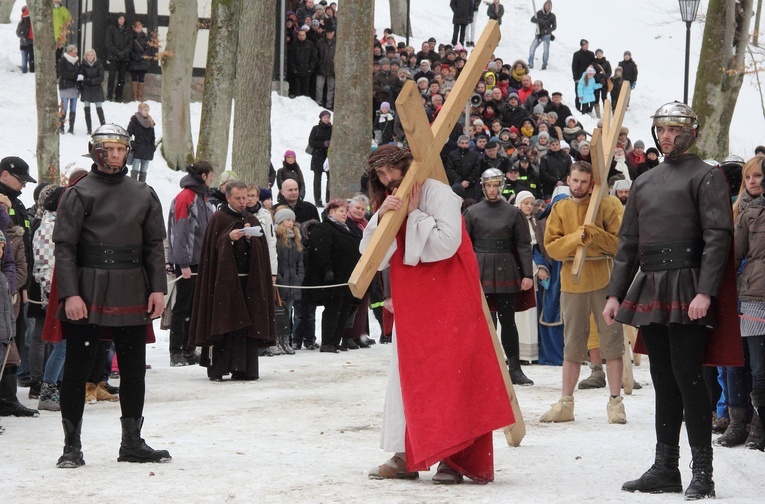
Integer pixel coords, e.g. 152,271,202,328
63,52,78,65
327,215,349,231
520,125,534,138
134,111,155,128
511,68,526,82
613,155,631,181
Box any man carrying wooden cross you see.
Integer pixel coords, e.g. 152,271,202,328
362,145,514,484
541,161,626,424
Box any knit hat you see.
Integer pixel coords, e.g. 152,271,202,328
319,110,331,119
487,62,498,72
646,147,660,157
620,126,629,135
514,191,535,207
560,140,571,150
624,50,632,56
585,66,596,76
578,141,591,149
380,57,390,65
486,140,499,149
274,208,296,225
538,131,550,140
566,115,577,125
390,58,401,67
259,188,273,201
311,19,320,27
507,92,519,101
634,140,645,149
533,104,545,114
595,48,603,56
219,170,239,185
284,149,296,158
380,101,391,111
510,126,520,135
0,232,6,246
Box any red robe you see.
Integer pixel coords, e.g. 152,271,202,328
391,223,515,482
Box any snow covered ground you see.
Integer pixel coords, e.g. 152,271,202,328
1,0,764,502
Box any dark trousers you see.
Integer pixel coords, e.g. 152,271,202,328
60,323,147,426
452,24,467,45
642,323,711,448
293,75,311,97
725,341,752,409
489,293,519,368
574,82,581,112
321,295,354,347
169,265,198,354
108,60,129,100
293,299,317,346
749,335,765,392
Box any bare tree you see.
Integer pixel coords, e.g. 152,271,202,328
28,0,60,183
330,0,374,199
160,0,198,170
231,0,274,186
693,0,755,159
0,0,13,24
755,0,763,46
196,0,240,172
388,0,412,38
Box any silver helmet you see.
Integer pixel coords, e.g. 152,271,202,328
650,102,698,161
89,124,132,171
480,168,506,198
721,154,745,167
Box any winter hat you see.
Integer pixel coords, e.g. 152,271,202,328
311,19,320,27
380,101,391,111
33,182,51,204
473,119,485,128
514,191,535,207
390,58,401,67
578,141,591,150
510,126,520,135
22,6,29,16
284,149,296,158
646,147,660,157
487,62,499,72
538,131,550,140
300,24,310,31
259,188,273,201
755,145,765,155
560,140,571,150
620,126,629,135
219,170,239,185
634,140,645,149
624,50,632,56
585,66,596,76
274,208,296,225
0,232,6,246
507,92,519,101
454,43,464,51
486,140,499,149
566,116,577,125
319,110,331,119
379,57,390,65
595,48,603,56
533,104,545,115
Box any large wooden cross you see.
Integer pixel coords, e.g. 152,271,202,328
348,20,526,447
570,83,634,392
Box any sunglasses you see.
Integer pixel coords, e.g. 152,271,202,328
9,172,27,186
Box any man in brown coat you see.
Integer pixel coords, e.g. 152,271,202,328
189,180,276,381
52,124,169,468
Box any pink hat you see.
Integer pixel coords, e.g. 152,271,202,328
284,149,296,158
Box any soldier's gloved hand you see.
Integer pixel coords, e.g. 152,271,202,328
324,271,335,283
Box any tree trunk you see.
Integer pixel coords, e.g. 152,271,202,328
0,0,14,24
388,0,412,38
28,0,60,184
755,0,763,46
196,0,239,172
692,0,755,160
331,0,374,200
231,0,275,187
160,0,198,170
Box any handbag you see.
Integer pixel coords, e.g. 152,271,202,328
305,145,314,155
274,288,291,337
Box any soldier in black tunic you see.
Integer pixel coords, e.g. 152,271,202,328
604,103,733,499
53,125,170,468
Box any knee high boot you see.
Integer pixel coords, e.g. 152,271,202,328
56,419,85,468
0,365,39,417
684,446,715,500
594,102,602,119
131,170,139,179
750,389,765,451
138,171,147,183
504,328,533,386
96,106,106,126
137,83,144,102
67,111,76,134
84,107,92,135
117,416,172,463
59,111,66,134
622,442,682,493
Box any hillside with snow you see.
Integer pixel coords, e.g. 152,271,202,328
0,1,763,503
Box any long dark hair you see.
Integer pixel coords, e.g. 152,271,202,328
366,145,412,211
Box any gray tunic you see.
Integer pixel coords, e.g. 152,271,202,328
607,154,733,327
53,166,167,326
464,198,533,294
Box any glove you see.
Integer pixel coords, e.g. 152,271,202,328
631,81,636,90
323,140,330,147
550,34,556,41
324,271,335,283
77,74,84,82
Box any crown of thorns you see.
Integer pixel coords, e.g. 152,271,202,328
368,148,413,172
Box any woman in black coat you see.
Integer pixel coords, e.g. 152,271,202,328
79,49,106,134
130,21,151,101
58,45,80,134
126,103,156,182
308,110,333,207
305,199,361,352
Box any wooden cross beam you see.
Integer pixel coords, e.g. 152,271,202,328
570,81,631,281
348,21,526,447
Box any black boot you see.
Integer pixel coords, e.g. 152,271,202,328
56,419,85,468
0,365,40,417
622,442,682,494
508,356,534,386
684,446,715,500
84,107,92,135
117,417,172,463
138,171,147,183
96,106,106,126
714,406,749,447
59,114,66,134
750,389,765,451
68,111,76,134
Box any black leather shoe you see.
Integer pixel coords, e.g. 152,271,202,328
320,345,339,353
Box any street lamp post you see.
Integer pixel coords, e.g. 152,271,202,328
679,0,701,105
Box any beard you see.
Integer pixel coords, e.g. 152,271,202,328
386,178,402,192
570,186,589,199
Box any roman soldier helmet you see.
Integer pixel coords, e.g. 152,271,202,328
88,124,132,170
721,154,745,167
650,101,698,161
480,167,506,197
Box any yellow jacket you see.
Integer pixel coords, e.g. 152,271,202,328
544,195,623,293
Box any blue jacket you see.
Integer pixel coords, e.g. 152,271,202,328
577,74,602,104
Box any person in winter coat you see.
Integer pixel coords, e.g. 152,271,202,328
308,110,332,206
104,13,132,102
315,27,336,109
58,45,80,134
635,147,660,178
508,60,530,90
287,28,317,98
79,49,106,135
577,66,602,116
373,58,398,110
528,0,556,70
450,0,472,46
592,49,612,112
571,39,595,112
274,208,304,354
539,137,572,198
609,66,624,111
130,21,151,102
619,51,638,90
276,150,306,199
374,102,396,146
446,135,482,197
487,0,505,26
17,6,34,74
466,0,480,47
166,162,216,367
305,199,361,352
126,103,156,182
